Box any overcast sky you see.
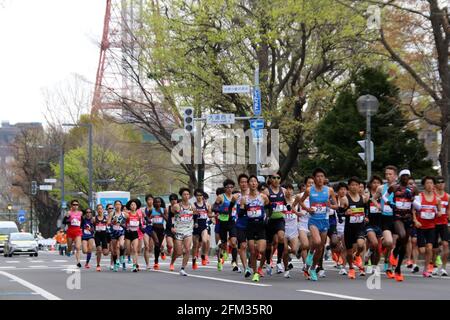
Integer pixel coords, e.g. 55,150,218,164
0,0,105,125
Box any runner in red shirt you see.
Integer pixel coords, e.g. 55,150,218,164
63,199,83,268
413,176,442,277
434,176,450,276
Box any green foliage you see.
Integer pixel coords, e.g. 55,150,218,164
302,68,436,180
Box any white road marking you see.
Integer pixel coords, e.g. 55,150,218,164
52,260,68,263
298,290,371,300
30,260,44,263
0,266,16,269
0,271,61,300
5,261,19,263
29,266,48,268
153,269,272,287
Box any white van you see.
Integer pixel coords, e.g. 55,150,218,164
0,221,19,252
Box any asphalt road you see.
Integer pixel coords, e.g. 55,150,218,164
0,250,448,300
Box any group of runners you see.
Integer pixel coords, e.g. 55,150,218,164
62,165,449,282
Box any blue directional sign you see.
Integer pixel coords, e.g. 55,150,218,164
253,88,261,116
252,129,263,142
18,210,26,217
18,215,26,224
249,119,264,130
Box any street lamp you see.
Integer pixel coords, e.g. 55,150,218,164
62,123,93,208
357,94,379,181
7,203,12,221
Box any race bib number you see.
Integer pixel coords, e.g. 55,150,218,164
200,213,208,219
180,215,192,222
441,201,448,214
383,205,393,213
420,210,435,220
152,216,163,224
129,220,139,227
112,225,122,231
96,225,106,231
274,203,286,212
284,213,297,220
370,205,379,214
71,219,80,227
311,205,327,214
247,209,262,218
350,215,364,223
396,201,411,210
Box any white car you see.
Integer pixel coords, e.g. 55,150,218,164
4,232,38,257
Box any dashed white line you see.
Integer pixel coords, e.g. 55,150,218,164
29,266,48,268
52,260,68,263
298,290,371,300
5,261,19,263
0,271,61,300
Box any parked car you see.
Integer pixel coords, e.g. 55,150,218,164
0,221,19,253
4,232,38,257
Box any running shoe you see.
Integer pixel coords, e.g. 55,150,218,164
232,261,238,272
217,261,223,271
170,264,175,271
303,266,310,279
120,255,125,264
244,267,252,278
276,263,284,274
439,269,448,276
192,261,198,270
332,252,339,263
423,271,432,278
348,268,356,279
432,267,438,276
366,265,373,274
288,263,294,270
153,263,160,270
76,262,82,268
84,263,90,269
257,267,265,277
132,264,138,272
222,251,229,262
389,252,398,267
201,257,207,266
161,252,166,261
284,271,291,278
252,273,260,282
266,266,273,276
354,255,363,268
427,264,434,273
305,252,314,267
96,266,101,272
383,263,389,272
394,272,404,282
406,260,413,268
128,257,132,264
318,269,326,278
113,262,119,272
309,269,318,281
359,269,366,277
386,269,395,279
110,265,114,271
66,252,71,257
205,255,210,265
122,262,126,271
339,268,348,275
436,255,442,267
136,264,140,271
412,265,419,273
180,269,188,276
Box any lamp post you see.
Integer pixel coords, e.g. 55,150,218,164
62,123,93,208
357,94,379,181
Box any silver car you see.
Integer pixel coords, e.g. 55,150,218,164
4,232,38,257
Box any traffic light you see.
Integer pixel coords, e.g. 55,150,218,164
357,140,374,162
182,107,194,133
31,181,37,195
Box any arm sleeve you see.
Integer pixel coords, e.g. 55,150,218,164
413,195,422,211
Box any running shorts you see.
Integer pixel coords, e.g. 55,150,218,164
66,227,82,240
193,220,208,236
219,220,237,243
381,215,394,233
435,224,449,243
308,218,329,233
125,230,139,242
365,225,382,238
327,224,337,238
246,222,266,241
344,224,366,249
95,232,108,249
236,228,247,247
298,220,309,233
266,218,285,242
285,225,299,241
174,230,192,241
417,228,436,248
